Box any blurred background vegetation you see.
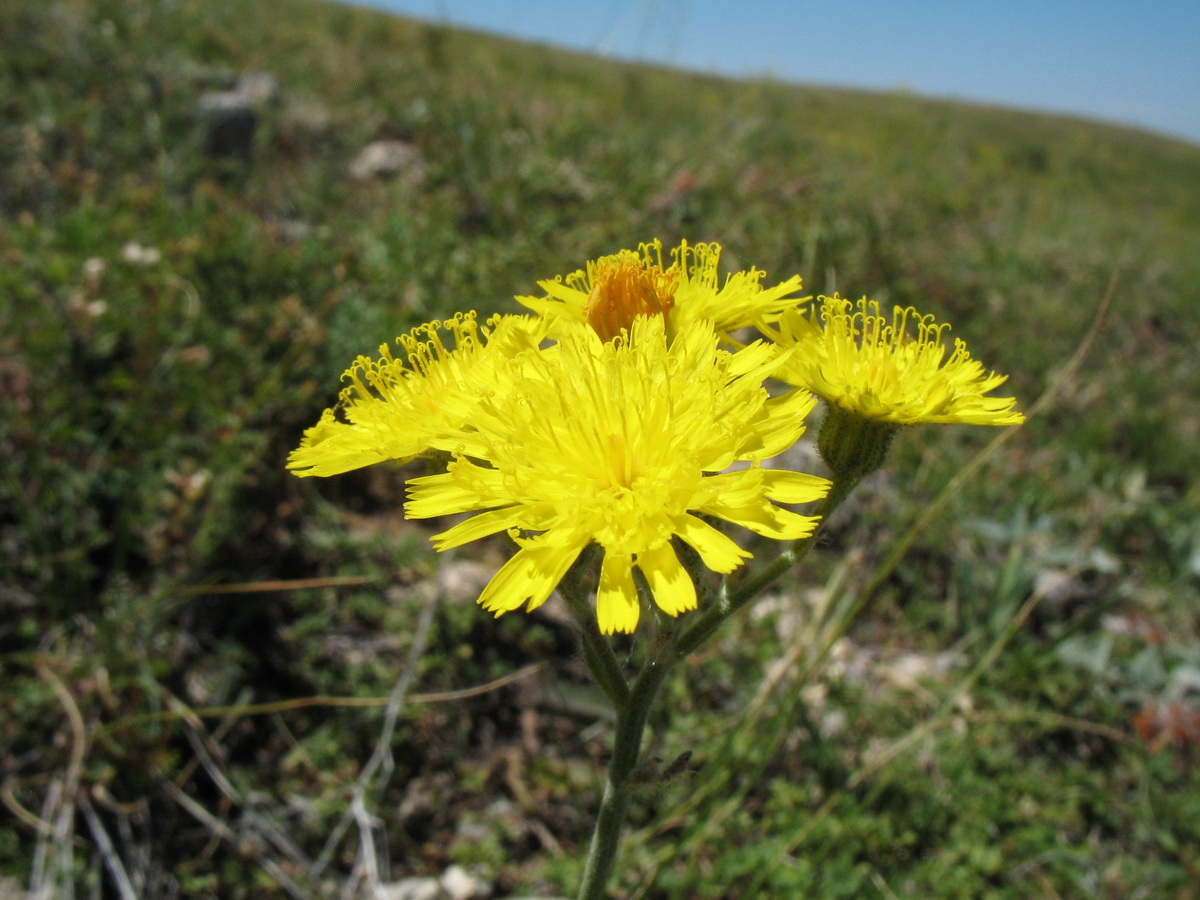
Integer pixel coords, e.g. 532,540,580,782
2,0,1199,897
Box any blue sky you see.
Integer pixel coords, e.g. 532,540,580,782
345,0,1200,145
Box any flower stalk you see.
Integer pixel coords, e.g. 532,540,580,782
576,628,678,900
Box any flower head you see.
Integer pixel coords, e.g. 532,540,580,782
287,313,544,477
517,239,806,343
405,315,829,634
764,295,1026,427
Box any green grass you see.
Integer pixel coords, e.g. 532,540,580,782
2,0,1199,897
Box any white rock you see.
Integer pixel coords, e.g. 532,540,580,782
379,866,491,900
440,865,490,900
348,140,426,182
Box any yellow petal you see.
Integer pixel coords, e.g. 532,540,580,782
429,506,524,551
675,514,751,573
638,542,697,617
731,389,817,461
760,469,832,504
405,462,508,518
597,552,640,634
478,542,585,616
701,498,821,541
286,409,398,476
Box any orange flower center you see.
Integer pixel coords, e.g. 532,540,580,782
584,257,678,342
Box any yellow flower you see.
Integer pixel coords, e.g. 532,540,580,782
764,295,1025,427
287,313,544,477
405,316,829,634
516,239,806,343
761,295,1025,482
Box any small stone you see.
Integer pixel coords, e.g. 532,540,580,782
194,71,279,160
440,865,490,900
230,70,278,107
121,241,161,265
348,140,426,182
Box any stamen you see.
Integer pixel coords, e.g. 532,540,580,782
583,256,679,341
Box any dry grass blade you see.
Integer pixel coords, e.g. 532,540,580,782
28,662,90,900
154,769,317,900
177,575,381,596
100,662,546,733
312,585,440,881
172,706,313,868
79,794,139,900
1,780,57,837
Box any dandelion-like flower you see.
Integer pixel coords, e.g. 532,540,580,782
405,315,829,634
516,239,806,342
765,295,1025,426
761,295,1025,480
287,313,544,477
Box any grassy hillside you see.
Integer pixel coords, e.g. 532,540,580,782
2,0,1199,897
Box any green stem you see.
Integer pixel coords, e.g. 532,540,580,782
577,643,677,900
